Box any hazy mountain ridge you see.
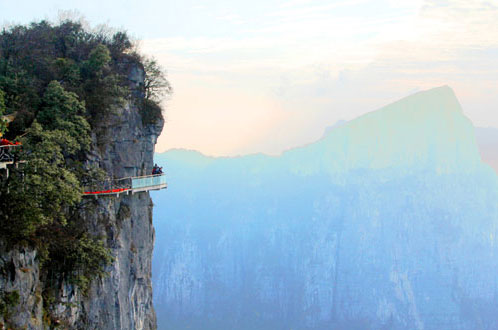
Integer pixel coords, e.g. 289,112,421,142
476,127,498,174
152,86,498,330
163,86,486,176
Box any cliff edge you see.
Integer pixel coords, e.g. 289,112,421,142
0,62,163,329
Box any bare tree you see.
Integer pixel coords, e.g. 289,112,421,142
143,57,172,102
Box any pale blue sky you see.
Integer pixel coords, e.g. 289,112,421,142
2,0,497,155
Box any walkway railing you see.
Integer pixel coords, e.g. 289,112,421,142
132,174,167,191
0,144,21,163
83,174,167,196
0,145,22,171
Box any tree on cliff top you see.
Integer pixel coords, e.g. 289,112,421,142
144,57,172,102
138,57,172,125
0,19,170,137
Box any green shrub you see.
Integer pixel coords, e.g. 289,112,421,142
140,98,163,125
0,290,20,320
0,89,6,135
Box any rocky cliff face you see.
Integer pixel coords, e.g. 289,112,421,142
0,63,163,329
152,86,498,330
0,243,42,329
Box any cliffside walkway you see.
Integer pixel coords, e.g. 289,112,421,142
1,144,168,195
0,145,17,168
0,145,23,177
83,174,167,197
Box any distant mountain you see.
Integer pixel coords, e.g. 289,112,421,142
279,85,482,176
321,120,498,176
152,86,498,330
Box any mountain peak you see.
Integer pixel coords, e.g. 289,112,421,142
359,85,462,124
285,86,482,175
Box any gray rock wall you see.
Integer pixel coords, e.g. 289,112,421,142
0,243,42,329
0,62,163,330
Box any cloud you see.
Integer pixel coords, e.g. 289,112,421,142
143,0,498,155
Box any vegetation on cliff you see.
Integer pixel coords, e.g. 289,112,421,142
0,19,170,316
0,90,6,134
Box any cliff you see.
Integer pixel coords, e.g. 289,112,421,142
152,86,498,329
476,127,498,174
280,85,481,176
0,63,163,329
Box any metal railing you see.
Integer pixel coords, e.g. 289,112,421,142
0,144,21,163
132,174,167,190
83,174,166,196
82,176,132,195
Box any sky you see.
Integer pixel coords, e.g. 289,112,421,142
2,0,498,156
